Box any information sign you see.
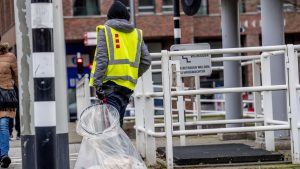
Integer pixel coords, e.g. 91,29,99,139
171,43,212,77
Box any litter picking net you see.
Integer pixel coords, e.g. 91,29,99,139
75,104,147,169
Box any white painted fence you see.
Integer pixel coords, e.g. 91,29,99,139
76,44,300,169
134,44,300,168
75,74,91,120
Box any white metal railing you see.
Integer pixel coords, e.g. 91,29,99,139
124,97,255,120
75,74,91,120
74,59,256,122
75,45,300,168
133,44,300,168
124,55,258,122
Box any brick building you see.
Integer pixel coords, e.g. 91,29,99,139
0,0,15,50
63,0,300,49
64,0,300,87
65,0,300,90
2,0,300,64
1,0,300,111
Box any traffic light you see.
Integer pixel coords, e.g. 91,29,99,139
181,0,201,16
76,53,84,78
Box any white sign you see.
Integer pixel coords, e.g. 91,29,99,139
31,3,53,29
33,53,55,78
171,43,212,77
84,32,97,46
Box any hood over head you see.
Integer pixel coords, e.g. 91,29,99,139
107,1,130,21
105,19,134,33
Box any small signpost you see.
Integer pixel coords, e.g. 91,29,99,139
170,43,212,134
171,43,212,77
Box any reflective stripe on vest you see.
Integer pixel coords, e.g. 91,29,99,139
89,60,97,86
89,25,142,90
89,25,102,86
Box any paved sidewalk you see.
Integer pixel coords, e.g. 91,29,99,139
8,144,81,169
8,123,82,169
6,122,297,169
7,122,137,168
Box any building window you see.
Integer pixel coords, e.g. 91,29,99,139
138,0,155,14
239,0,246,13
162,0,173,14
283,0,296,12
73,0,100,16
196,0,208,16
256,4,261,12
257,0,296,13
0,0,14,34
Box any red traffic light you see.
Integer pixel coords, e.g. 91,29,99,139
77,58,83,64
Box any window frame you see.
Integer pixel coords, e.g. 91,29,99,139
257,0,296,13
162,0,173,14
196,0,208,16
138,0,155,15
73,0,100,16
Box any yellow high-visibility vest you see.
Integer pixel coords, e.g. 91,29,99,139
89,25,142,90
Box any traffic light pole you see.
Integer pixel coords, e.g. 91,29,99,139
221,0,242,128
31,0,57,168
261,0,288,139
173,0,181,44
76,52,84,79
53,0,70,168
15,1,68,168
130,0,136,27
14,0,37,168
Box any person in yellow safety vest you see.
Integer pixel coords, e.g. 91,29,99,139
90,1,151,127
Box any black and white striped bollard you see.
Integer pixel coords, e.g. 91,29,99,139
173,0,181,44
31,0,56,168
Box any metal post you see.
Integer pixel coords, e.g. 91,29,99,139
130,0,136,27
261,52,275,151
287,45,300,164
31,1,57,168
134,79,146,157
173,61,186,145
261,0,288,138
143,67,156,165
75,75,91,120
221,0,242,127
252,61,263,141
173,0,181,44
195,76,202,129
162,50,174,169
14,0,37,168
53,0,69,168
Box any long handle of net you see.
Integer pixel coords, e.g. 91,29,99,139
101,96,111,128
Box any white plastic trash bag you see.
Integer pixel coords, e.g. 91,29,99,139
74,104,147,169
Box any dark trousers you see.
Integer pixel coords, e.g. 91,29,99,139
102,81,133,128
106,94,129,128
